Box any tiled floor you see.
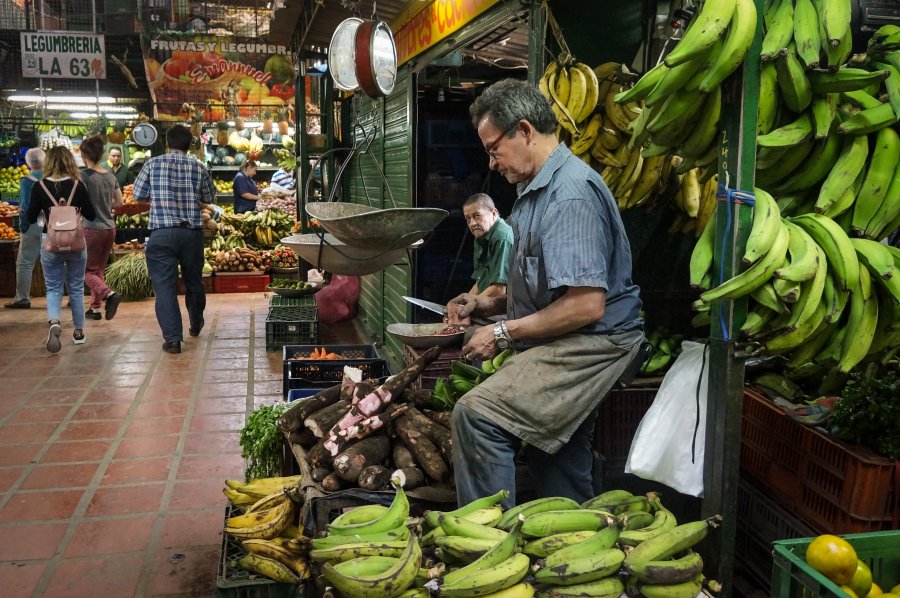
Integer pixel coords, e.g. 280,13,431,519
0,293,303,597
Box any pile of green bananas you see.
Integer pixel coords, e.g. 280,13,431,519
432,350,514,409
273,147,297,172
222,475,311,585
691,192,900,393
207,232,247,252
639,328,684,376
114,213,149,229
219,209,294,249
307,484,723,597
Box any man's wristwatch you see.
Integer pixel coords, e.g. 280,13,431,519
493,321,512,350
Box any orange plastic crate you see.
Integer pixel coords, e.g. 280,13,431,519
740,388,894,533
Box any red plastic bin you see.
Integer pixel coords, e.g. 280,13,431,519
594,386,658,470
212,273,270,294
403,345,463,392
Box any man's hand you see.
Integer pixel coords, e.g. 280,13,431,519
446,293,478,325
462,325,496,361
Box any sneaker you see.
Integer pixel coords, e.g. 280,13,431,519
73,330,85,345
85,309,102,321
104,293,121,321
46,322,62,353
4,299,31,309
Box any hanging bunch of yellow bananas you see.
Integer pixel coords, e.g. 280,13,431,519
539,58,690,216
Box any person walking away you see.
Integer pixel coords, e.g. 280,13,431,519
463,192,513,298
5,148,45,309
106,146,131,189
447,79,644,507
233,160,260,214
132,124,216,354
80,135,124,321
26,146,96,352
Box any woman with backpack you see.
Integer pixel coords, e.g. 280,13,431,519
26,146,96,353
79,135,123,321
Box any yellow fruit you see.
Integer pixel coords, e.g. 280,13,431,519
868,584,884,596
891,585,900,594
840,587,858,598
806,534,858,585
848,561,873,598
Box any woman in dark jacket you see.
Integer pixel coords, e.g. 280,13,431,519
232,160,260,214
27,146,96,353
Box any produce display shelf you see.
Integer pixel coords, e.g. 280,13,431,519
282,344,388,396
266,306,318,354
771,530,900,597
742,388,894,533
115,228,151,244
213,273,270,294
217,503,303,598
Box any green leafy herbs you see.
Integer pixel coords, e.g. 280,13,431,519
829,370,900,459
239,402,290,481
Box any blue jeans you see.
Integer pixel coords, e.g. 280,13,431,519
145,227,205,343
40,241,87,329
451,402,598,508
15,225,42,302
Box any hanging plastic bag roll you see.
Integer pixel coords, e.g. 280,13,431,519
625,341,709,497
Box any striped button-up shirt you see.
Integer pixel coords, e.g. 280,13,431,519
132,150,215,230
507,143,643,341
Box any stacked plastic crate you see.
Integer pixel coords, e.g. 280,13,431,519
266,295,319,353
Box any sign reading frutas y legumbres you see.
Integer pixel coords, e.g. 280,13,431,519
20,31,106,79
141,35,295,121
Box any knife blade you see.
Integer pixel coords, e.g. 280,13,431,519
402,296,447,316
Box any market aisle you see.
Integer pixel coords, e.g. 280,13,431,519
0,293,283,598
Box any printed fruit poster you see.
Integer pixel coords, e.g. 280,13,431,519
141,35,296,121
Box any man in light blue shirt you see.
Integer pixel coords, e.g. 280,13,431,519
5,148,44,309
448,79,644,507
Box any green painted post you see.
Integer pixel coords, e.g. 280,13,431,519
700,1,764,593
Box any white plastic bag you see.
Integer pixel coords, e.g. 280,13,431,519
625,341,709,497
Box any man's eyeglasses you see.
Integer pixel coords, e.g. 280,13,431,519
484,123,519,159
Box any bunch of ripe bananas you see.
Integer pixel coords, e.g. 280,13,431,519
222,475,312,584
220,209,294,249
307,481,723,598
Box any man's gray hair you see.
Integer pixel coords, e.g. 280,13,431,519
470,78,557,136
463,193,496,211
24,147,45,170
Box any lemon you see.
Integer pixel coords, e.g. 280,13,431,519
848,561,873,598
806,534,858,585
868,583,884,596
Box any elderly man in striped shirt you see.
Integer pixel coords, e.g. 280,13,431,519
447,79,645,507
133,124,217,354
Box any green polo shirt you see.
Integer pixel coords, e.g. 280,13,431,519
472,217,513,292
107,161,130,189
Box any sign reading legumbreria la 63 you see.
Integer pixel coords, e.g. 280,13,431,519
20,31,106,79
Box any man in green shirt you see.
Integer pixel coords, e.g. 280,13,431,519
106,146,131,189
464,193,513,297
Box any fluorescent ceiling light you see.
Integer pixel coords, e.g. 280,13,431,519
9,94,118,103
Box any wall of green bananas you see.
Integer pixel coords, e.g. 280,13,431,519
539,0,900,395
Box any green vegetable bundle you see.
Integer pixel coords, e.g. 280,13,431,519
240,402,290,480
104,253,153,301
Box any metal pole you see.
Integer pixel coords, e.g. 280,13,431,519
700,1,763,594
